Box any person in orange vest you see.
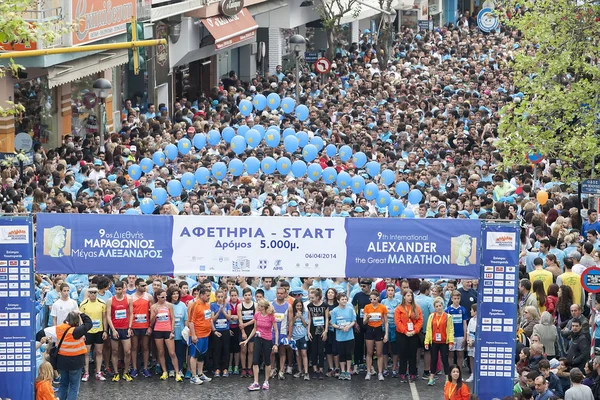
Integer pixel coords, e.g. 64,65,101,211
37,310,92,400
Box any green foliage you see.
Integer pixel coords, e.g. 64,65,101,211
315,0,361,58
497,0,600,182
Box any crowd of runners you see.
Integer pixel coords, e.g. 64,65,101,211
15,9,600,400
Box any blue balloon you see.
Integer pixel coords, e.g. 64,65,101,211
310,136,324,151
245,129,261,148
237,125,250,138
407,189,423,205
267,125,280,133
336,171,351,189
296,131,309,147
267,93,281,109
231,135,246,155
365,161,381,178
212,162,227,180
140,157,153,174
284,135,299,153
254,125,265,140
125,208,140,215
281,97,296,114
140,198,155,215
165,144,178,161
244,156,260,175
307,163,322,181
265,129,281,148
322,167,338,184
325,144,337,157
207,130,221,146
295,104,309,121
381,169,395,186
291,160,307,178
395,181,410,197
352,151,367,168
152,188,168,205
339,145,352,162
377,190,391,207
178,138,192,155
228,159,244,176
167,180,183,197
261,156,276,175
364,182,378,200
351,175,366,194
253,94,267,111
389,199,404,217
194,167,210,185
277,157,292,175
221,127,235,143
128,164,142,180
282,128,296,139
152,151,166,167
239,99,253,117
181,172,196,190
193,134,206,150
302,144,318,162
401,209,415,219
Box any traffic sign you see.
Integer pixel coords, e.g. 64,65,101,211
304,52,319,63
581,267,600,294
582,179,600,195
315,57,331,74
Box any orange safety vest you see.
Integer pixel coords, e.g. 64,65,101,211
56,324,87,356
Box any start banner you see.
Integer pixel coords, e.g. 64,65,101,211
36,214,482,278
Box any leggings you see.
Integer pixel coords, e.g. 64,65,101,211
354,325,365,365
429,342,450,376
337,339,354,363
310,333,326,368
397,333,419,375
253,338,273,366
211,331,230,371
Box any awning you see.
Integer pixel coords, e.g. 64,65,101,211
47,49,128,89
201,8,258,51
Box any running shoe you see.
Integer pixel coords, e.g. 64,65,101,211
241,369,247,378
123,373,133,382
175,374,183,382
352,365,359,375
248,382,260,391
262,381,270,390
155,365,161,375
318,371,324,380
365,373,371,381
233,366,240,375
278,370,285,380
427,377,435,386
168,370,175,378
400,374,407,383
81,373,89,382
370,367,377,376
191,376,203,385
383,369,389,377
160,372,168,380
129,369,138,378
270,368,277,379
465,374,474,383
95,372,106,381
326,369,334,378
228,367,233,374
409,375,416,383
293,371,303,378
311,372,318,380
378,373,384,381
286,366,293,375
214,370,221,378
392,370,398,378
223,370,229,377
112,374,120,382
304,373,310,381
346,372,351,381
199,374,212,382
142,369,151,378
422,373,430,380
184,371,192,379
339,372,345,380
334,368,340,378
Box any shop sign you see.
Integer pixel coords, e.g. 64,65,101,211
154,22,170,86
0,23,38,51
219,0,244,17
72,0,137,46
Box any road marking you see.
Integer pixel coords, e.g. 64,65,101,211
410,381,420,400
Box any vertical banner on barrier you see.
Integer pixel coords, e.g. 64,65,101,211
475,222,520,400
0,217,35,400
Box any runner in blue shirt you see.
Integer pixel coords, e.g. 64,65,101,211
330,293,356,380
445,290,468,376
381,284,400,377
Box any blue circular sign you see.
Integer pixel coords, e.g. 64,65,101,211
581,267,600,294
477,8,499,33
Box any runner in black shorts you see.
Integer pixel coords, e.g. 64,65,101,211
238,288,256,378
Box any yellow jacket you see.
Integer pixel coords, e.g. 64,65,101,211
424,312,455,345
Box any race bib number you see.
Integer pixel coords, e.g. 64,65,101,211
157,313,169,322
435,333,442,342
115,309,127,320
175,317,181,324
203,310,211,320
135,314,147,324
338,317,349,328
275,313,285,323
242,310,253,321
313,316,325,327
215,319,227,330
370,313,381,322
92,320,101,329
407,322,414,332
294,319,303,327
452,313,462,325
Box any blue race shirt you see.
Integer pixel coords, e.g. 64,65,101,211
210,302,231,331
445,304,468,337
172,302,188,340
330,305,356,342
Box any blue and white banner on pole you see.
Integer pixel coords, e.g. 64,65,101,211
475,223,520,400
0,217,35,400
36,214,482,278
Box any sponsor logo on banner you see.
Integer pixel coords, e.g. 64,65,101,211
43,226,72,257
486,232,516,250
8,261,17,266
0,226,29,244
73,0,137,46
450,235,477,266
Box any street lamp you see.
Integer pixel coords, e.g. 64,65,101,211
289,34,306,101
92,78,112,152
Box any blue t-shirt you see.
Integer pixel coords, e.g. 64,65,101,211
445,304,468,337
262,287,277,302
415,294,435,333
172,301,188,340
210,302,231,331
330,305,356,342
381,298,400,330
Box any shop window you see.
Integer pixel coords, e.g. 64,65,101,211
70,74,100,138
14,76,57,146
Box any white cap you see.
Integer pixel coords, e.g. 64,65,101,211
270,82,278,89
